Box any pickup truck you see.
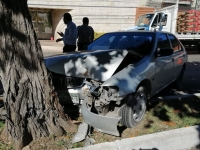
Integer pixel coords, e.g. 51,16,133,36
124,1,200,53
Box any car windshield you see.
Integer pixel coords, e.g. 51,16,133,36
87,32,154,56
135,14,154,27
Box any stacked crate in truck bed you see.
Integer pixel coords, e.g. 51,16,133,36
177,10,200,33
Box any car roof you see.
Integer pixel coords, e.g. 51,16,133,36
107,30,174,36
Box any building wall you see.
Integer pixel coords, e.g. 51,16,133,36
28,0,140,39
52,9,71,37
140,0,162,8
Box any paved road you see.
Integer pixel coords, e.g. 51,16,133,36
156,53,200,97
182,54,200,93
40,40,63,57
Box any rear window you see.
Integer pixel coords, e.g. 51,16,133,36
157,33,170,49
168,34,182,52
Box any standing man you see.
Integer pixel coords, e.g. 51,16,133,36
56,13,77,52
77,17,94,50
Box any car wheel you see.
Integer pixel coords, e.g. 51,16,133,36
173,65,186,89
119,86,147,128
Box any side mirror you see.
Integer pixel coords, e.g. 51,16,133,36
161,13,166,20
160,14,167,26
156,48,173,57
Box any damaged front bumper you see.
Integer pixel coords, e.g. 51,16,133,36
81,100,121,136
68,88,84,105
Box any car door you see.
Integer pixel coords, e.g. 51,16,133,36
167,34,185,79
154,33,175,92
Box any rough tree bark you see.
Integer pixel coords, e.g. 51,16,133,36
0,0,74,149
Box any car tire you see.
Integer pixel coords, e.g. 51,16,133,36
173,65,186,89
119,86,147,128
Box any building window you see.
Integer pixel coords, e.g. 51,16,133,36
30,10,52,35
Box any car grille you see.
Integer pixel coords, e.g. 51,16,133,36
50,72,85,89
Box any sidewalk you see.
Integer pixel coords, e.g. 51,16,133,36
72,125,200,150
39,40,63,56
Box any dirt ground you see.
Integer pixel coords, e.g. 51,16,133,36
1,96,200,150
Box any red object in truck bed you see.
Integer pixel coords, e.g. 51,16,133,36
186,16,200,20
186,20,200,24
186,10,197,14
185,27,200,32
187,10,200,14
185,22,199,27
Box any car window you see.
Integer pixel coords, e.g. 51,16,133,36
161,14,168,26
157,33,170,49
89,35,115,50
168,34,182,52
151,14,159,27
135,14,154,27
87,32,154,56
151,13,168,27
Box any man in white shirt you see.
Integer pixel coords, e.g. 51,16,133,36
56,13,77,52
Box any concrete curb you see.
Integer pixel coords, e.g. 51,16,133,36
149,93,200,102
71,125,200,150
157,93,200,100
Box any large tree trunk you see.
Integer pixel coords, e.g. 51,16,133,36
0,0,74,149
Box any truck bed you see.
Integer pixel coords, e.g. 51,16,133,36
175,32,200,40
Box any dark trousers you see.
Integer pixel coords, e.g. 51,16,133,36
78,42,90,51
63,44,76,53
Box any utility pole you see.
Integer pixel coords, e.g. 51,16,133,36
195,0,200,10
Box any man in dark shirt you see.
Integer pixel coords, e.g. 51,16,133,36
56,13,77,52
77,17,94,50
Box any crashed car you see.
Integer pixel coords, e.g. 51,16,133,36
45,54,85,106
45,30,187,136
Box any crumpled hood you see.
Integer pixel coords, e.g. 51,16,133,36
45,49,128,81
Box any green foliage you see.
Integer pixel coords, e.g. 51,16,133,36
54,132,75,149
56,140,65,146
0,121,4,132
0,142,14,150
0,121,14,149
72,142,84,148
94,32,105,40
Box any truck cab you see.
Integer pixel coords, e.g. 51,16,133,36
124,4,178,34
